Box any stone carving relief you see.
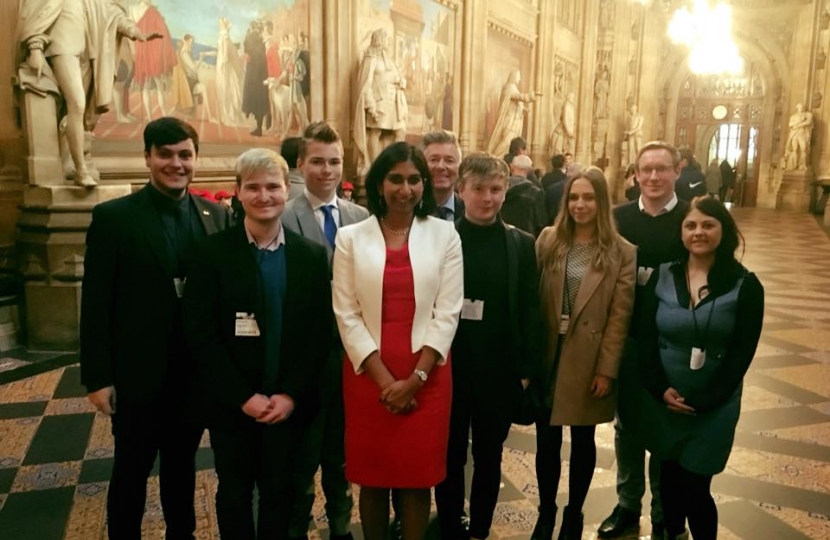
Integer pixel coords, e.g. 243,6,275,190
14,0,162,187
353,28,409,176
621,105,643,168
783,103,813,170
554,55,578,99
557,0,583,35
550,92,576,155
486,70,535,158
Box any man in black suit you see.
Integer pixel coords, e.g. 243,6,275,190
183,148,332,540
543,154,568,219
80,117,231,540
422,130,465,221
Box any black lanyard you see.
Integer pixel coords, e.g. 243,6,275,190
686,268,716,349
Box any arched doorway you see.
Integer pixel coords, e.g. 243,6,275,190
673,63,765,206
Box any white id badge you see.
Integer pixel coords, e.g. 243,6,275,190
235,314,261,337
637,266,654,286
173,277,186,298
559,314,570,334
461,299,484,321
690,347,706,370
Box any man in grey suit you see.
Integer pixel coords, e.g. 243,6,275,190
280,136,306,201
284,121,369,540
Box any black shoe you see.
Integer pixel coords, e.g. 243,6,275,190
597,505,640,538
557,507,583,540
531,504,557,540
331,534,354,540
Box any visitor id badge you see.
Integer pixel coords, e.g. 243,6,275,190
559,314,570,334
235,313,261,337
690,347,706,370
173,278,186,298
637,266,654,286
461,299,484,321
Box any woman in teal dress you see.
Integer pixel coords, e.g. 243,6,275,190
639,196,764,540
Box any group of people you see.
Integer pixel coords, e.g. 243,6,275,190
80,116,763,540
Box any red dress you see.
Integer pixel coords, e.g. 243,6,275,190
343,245,452,488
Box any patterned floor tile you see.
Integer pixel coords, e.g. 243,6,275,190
11,461,82,493
0,417,41,469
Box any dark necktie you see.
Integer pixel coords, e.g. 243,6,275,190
320,205,337,247
437,206,453,221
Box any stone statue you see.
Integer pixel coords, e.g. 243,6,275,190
621,104,644,167
550,92,576,155
354,28,408,176
486,70,536,157
15,0,161,187
594,70,609,119
784,103,814,170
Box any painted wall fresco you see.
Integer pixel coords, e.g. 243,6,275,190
96,0,310,146
357,0,457,134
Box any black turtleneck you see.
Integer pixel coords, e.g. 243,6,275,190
453,217,510,376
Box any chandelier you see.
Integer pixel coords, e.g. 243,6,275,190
667,0,744,74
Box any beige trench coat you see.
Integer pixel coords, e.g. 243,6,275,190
536,230,636,426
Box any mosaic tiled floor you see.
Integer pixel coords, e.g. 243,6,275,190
1,208,829,539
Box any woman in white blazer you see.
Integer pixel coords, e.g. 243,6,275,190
333,142,463,540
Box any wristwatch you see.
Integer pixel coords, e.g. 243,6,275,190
413,369,428,383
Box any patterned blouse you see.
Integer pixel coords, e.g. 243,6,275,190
563,242,596,315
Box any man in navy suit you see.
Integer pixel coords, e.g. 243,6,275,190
80,117,231,540
422,130,465,221
184,148,332,540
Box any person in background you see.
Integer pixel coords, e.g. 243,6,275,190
705,159,722,199
543,154,568,221
639,196,763,540
280,136,306,200
623,164,640,202
718,159,736,202
674,150,706,202
341,181,355,201
215,189,234,208
332,142,462,540
422,130,464,222
435,153,542,540
184,148,332,539
532,168,635,540
502,154,548,237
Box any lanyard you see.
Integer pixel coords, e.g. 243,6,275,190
686,267,716,349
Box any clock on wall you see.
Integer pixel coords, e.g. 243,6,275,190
712,105,728,120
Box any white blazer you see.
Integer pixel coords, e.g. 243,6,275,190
333,215,463,373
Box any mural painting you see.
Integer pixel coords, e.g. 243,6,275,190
95,0,310,147
357,0,458,135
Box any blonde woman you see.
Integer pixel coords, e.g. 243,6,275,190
532,167,636,540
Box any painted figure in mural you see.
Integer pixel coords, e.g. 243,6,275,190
130,0,177,121
209,16,245,126
171,35,214,122
487,70,536,158
284,46,310,136
354,28,409,175
264,21,282,80
622,104,644,167
15,0,161,186
550,92,576,156
242,20,271,136
784,103,813,170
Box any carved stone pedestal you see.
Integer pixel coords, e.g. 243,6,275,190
16,185,130,350
776,168,815,212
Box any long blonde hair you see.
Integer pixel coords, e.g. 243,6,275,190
537,167,626,272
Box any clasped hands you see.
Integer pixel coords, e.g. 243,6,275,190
663,387,696,415
379,378,420,415
242,393,295,424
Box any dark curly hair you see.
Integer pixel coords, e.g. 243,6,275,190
364,142,437,218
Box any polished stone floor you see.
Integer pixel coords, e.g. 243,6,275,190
0,208,829,539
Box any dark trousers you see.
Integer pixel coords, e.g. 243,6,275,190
108,398,203,540
210,420,295,540
435,376,517,539
535,415,597,514
661,460,717,540
288,349,353,537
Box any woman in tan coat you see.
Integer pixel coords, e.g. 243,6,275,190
531,167,636,540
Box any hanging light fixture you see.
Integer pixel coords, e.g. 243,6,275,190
668,0,744,74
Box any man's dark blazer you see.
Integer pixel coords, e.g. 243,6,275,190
80,184,231,401
453,220,543,380
432,194,465,221
182,224,333,428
